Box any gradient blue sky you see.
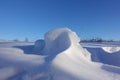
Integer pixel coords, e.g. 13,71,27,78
0,0,120,41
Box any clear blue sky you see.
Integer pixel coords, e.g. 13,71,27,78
0,0,120,41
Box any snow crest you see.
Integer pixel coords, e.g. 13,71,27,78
41,28,91,61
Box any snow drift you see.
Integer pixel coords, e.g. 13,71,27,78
38,28,119,80
102,47,120,53
0,28,120,80
40,28,91,62
86,46,120,67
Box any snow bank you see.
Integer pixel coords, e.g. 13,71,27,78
42,28,72,55
102,47,120,53
42,28,112,80
0,67,17,80
87,47,120,67
40,28,91,60
0,28,120,80
40,28,119,80
34,39,45,54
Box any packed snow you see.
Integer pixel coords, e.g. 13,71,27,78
102,47,120,53
0,28,120,80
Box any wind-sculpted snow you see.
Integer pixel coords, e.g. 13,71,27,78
86,47,120,67
0,28,120,80
102,47,120,53
40,28,91,63
42,28,78,55
46,28,119,80
34,39,45,54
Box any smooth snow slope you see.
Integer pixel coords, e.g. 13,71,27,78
0,28,120,80
0,42,46,80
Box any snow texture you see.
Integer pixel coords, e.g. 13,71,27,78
0,28,120,80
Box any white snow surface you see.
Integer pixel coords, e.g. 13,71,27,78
0,28,120,80
102,47,120,53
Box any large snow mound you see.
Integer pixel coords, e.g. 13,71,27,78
42,28,79,53
40,28,91,61
0,28,120,80
34,28,119,80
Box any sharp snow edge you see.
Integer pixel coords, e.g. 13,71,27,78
37,28,91,61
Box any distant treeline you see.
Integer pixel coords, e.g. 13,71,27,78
13,38,29,42
12,37,119,42
81,38,117,42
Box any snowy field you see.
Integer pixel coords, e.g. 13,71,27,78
0,28,120,80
